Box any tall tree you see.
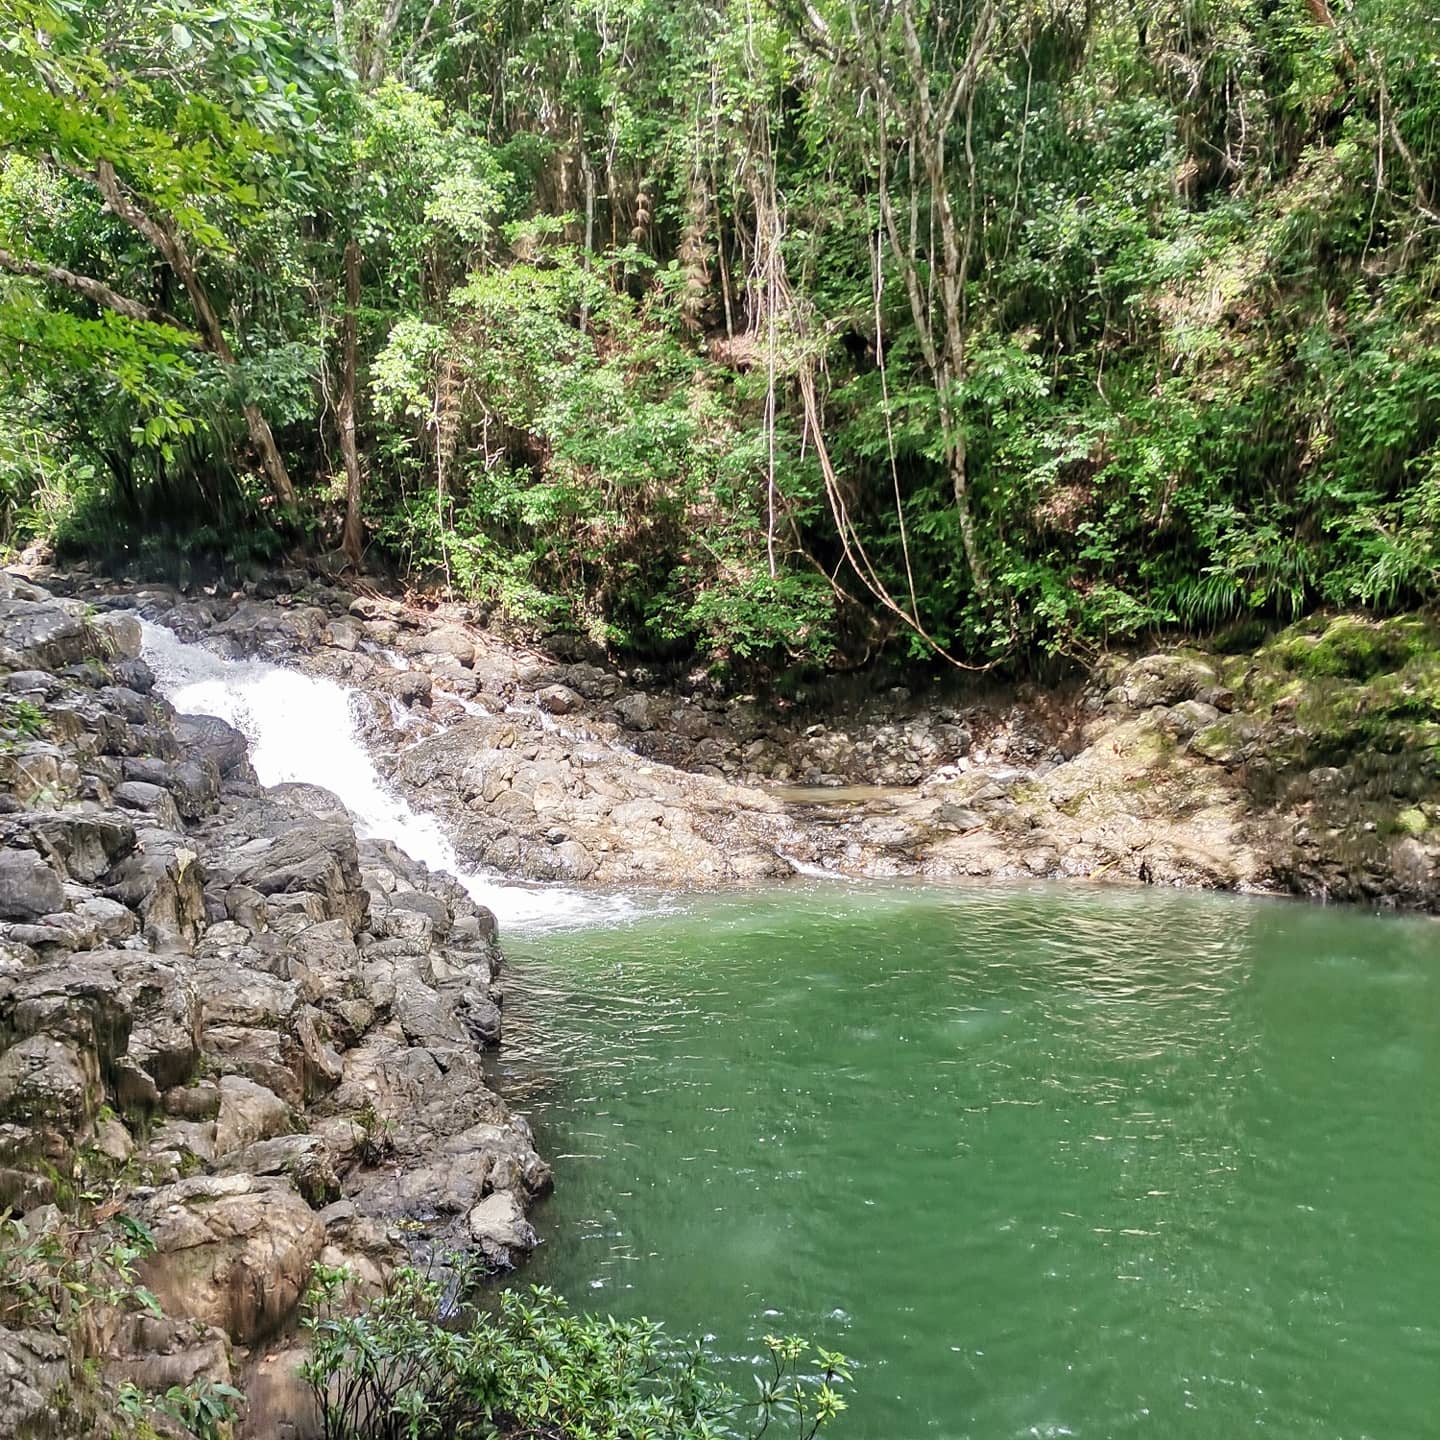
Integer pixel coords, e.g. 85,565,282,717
0,0,347,510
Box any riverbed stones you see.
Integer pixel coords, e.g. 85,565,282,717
0,573,561,1432
171,713,250,777
614,692,659,730
91,609,144,660
537,682,580,715
466,1190,538,1264
402,623,475,666
0,598,90,670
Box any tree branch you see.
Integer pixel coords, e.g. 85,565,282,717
0,244,195,336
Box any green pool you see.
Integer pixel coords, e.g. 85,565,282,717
499,882,1439,1439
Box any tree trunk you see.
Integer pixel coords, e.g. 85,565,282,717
339,240,364,568
947,423,987,594
93,161,299,511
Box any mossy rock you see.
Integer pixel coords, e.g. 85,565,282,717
1190,715,1260,765
1394,807,1430,837
1274,615,1434,682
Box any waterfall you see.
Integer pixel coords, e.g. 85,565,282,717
140,620,641,934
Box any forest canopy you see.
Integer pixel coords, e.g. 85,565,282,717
1,0,1438,671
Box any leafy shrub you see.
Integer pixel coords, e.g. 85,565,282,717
0,1208,239,1439
301,1262,852,1440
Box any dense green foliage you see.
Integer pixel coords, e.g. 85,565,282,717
301,1262,850,1440
2,0,1438,668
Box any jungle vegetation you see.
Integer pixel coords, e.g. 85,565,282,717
1,0,1437,672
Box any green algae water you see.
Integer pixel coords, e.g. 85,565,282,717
498,883,1440,1440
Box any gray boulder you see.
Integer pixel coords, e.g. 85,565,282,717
0,599,90,670
0,1035,99,1130
135,1174,326,1344
0,850,63,920
90,609,144,660
0,1327,71,1440
171,713,250,777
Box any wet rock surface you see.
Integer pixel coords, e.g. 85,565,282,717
27,566,1439,913
41,569,1434,911
0,574,548,1436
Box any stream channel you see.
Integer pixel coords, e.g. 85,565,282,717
142,622,1439,1440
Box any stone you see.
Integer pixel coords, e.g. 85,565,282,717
171,713,250,777
405,624,475,666
73,895,140,943
0,1327,70,1439
0,598,90,670
214,1075,293,1157
0,1035,98,1130
374,669,431,707
536,684,581,716
0,850,63,921
93,1113,135,1163
936,804,985,831
218,1134,340,1208
90,609,144,659
2,951,201,1101
167,758,222,820
19,809,136,883
1190,715,1261,766
115,658,157,693
235,821,366,932
349,594,405,623
327,616,362,652
1162,698,1221,740
465,1190,538,1265
136,1174,326,1344
104,1313,232,1397
163,1081,221,1121
113,780,184,831
614,692,659,730
115,959,201,1094
203,1026,305,1109
1107,654,1220,710
455,989,502,1048
1395,806,1429,838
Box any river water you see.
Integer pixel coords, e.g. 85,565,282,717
139,623,1439,1439
139,620,642,933
499,884,1439,1440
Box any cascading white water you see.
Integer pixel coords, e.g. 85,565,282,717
139,620,642,934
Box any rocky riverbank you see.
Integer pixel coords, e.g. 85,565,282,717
49,566,1440,913
1,563,1437,1432
0,573,549,1438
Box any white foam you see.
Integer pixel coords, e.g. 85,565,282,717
140,620,644,934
